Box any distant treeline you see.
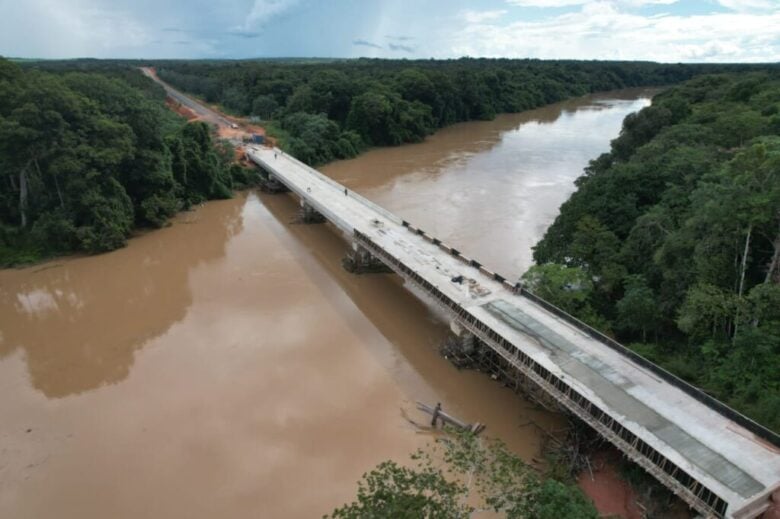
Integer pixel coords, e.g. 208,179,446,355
526,72,780,431
151,58,778,165
0,58,256,265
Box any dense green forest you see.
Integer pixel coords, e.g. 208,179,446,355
0,57,255,265
329,431,597,519
526,72,780,431
154,59,771,165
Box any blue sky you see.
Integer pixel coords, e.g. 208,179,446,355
0,0,778,62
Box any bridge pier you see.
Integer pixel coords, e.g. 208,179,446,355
342,243,392,274
259,172,290,193
449,320,475,355
441,320,491,370
298,199,325,223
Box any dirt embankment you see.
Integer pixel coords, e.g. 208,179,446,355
578,450,695,519
578,452,644,519
216,122,267,142
165,97,198,121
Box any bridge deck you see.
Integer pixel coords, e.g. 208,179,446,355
247,145,780,517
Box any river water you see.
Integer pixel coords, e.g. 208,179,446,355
0,90,653,518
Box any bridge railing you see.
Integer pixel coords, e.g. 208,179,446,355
514,286,780,448
397,219,780,449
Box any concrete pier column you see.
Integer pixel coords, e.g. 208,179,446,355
299,199,325,223
342,243,392,274
449,320,475,355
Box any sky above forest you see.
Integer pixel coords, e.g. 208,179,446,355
1,0,778,62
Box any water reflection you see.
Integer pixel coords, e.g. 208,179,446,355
15,288,64,315
0,198,244,397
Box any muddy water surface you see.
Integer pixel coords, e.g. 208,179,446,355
0,90,652,518
323,89,655,276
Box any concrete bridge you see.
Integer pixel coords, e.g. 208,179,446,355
246,145,780,519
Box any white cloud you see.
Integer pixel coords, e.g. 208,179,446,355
447,2,780,62
506,0,588,6
622,0,678,5
717,0,777,11
460,9,508,24
0,0,154,58
1,0,778,62
506,0,678,6
240,0,300,31
671,40,742,60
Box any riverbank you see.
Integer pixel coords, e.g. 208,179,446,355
1,89,656,517
322,88,656,277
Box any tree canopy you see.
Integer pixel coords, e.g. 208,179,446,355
0,58,253,265
152,58,777,165
327,431,598,519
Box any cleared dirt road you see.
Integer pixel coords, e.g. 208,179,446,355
141,67,234,128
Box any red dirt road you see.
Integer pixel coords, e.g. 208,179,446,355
142,66,268,146
578,452,644,519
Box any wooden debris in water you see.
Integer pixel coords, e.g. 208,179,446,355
416,401,486,435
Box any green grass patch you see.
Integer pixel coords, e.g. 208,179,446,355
0,244,48,268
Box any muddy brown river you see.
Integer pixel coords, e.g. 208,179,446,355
0,90,653,518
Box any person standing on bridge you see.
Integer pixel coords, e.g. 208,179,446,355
344,188,347,196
